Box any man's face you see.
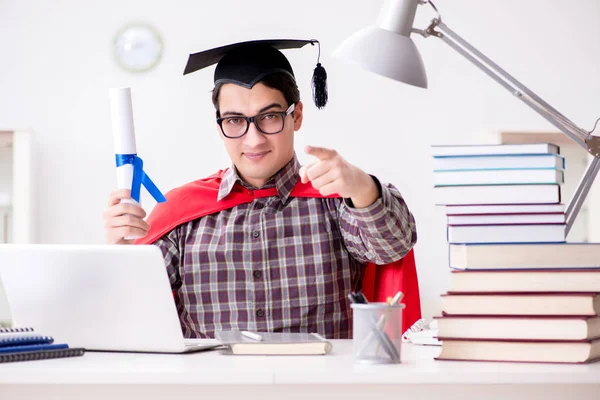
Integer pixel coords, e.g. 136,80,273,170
217,82,303,187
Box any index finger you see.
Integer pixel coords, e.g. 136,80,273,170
108,189,133,207
305,145,337,160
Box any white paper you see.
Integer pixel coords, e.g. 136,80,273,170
109,87,141,240
109,87,137,194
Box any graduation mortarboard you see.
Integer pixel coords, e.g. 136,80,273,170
183,39,328,109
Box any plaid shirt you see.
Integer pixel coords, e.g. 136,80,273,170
154,154,417,339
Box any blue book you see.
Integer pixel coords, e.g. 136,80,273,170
0,343,68,354
0,336,54,348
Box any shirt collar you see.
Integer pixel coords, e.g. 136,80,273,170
217,153,300,203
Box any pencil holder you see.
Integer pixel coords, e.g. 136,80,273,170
351,303,404,364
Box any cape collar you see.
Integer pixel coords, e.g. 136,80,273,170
217,153,300,204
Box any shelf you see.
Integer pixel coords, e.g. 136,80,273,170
0,192,10,208
0,130,33,243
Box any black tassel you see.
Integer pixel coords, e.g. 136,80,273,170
312,62,328,109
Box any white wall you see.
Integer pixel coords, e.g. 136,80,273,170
1,0,599,319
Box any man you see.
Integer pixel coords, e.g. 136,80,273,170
102,39,418,339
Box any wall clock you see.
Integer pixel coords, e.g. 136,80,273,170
113,23,163,72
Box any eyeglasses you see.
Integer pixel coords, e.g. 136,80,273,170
217,104,295,139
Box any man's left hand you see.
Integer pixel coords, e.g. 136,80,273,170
299,146,380,208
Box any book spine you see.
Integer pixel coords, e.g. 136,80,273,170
0,343,68,354
0,348,85,363
0,327,34,333
0,336,54,347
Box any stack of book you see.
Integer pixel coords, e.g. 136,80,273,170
435,243,600,363
431,142,599,363
0,326,85,363
432,143,566,244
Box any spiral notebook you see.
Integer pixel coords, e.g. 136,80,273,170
0,347,85,363
0,326,85,363
0,327,34,333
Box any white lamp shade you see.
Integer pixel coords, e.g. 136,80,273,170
333,26,428,89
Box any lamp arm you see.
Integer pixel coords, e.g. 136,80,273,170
419,18,600,237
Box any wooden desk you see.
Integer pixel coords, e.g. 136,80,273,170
1,340,599,400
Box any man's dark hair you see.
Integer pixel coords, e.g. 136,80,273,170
212,73,300,116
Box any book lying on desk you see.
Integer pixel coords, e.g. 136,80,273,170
215,331,333,355
440,293,600,316
446,203,566,215
449,270,600,293
430,143,560,157
433,184,561,205
447,224,566,244
0,326,85,363
433,153,564,171
434,168,564,186
435,338,600,363
449,242,600,270
447,213,565,225
435,315,600,341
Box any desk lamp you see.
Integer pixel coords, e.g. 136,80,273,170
333,0,600,236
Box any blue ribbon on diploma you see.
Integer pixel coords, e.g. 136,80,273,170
115,154,167,203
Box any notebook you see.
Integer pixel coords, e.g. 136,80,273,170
215,331,333,355
0,326,54,347
436,338,600,364
0,326,85,363
0,347,85,363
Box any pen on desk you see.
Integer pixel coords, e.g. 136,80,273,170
241,331,263,341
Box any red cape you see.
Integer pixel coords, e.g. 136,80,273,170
135,170,421,332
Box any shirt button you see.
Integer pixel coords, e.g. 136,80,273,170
252,230,260,238
253,270,262,279
256,308,265,318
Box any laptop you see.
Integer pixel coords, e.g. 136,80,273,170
0,244,221,353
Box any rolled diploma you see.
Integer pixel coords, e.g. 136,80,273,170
109,87,142,240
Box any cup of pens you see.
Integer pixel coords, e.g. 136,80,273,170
349,292,404,364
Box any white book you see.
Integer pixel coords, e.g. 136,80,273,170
447,213,565,225
449,242,600,270
434,169,563,186
215,331,332,355
447,224,566,244
433,154,564,171
434,184,561,206
431,143,559,157
446,203,565,215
